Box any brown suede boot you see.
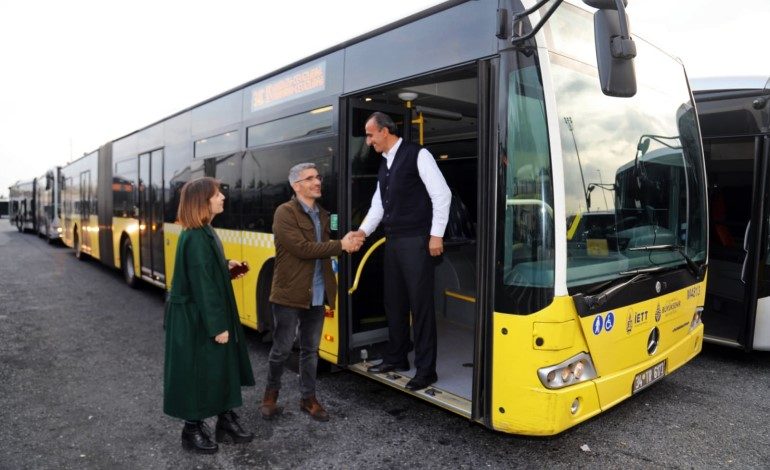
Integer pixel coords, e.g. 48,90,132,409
299,395,330,422
259,389,284,420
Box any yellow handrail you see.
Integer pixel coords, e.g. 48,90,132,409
348,237,386,294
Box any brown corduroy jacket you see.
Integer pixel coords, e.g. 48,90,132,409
270,197,342,309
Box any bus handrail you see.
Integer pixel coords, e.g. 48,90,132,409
505,198,554,216
348,237,386,295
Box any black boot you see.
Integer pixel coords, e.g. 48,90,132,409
181,421,218,454
216,410,254,444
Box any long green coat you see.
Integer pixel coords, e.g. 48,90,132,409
163,225,255,421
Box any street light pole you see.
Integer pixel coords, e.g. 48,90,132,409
564,116,589,211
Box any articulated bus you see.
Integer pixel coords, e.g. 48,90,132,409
692,76,770,351
47,0,708,435
8,179,36,232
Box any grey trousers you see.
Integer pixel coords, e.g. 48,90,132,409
266,303,325,398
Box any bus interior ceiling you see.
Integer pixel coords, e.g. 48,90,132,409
704,136,755,337
350,69,479,400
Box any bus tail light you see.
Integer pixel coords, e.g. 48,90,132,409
538,352,597,389
690,307,703,332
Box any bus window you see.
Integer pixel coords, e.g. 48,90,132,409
495,53,554,314
551,35,706,291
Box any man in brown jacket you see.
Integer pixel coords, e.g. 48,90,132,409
260,162,363,422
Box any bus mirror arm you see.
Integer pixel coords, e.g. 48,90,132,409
511,0,564,45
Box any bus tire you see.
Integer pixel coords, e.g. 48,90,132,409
121,239,138,289
15,217,22,232
74,230,85,261
256,259,274,336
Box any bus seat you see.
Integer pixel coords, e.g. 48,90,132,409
444,190,475,243
711,190,735,248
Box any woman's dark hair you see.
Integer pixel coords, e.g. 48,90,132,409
177,177,220,229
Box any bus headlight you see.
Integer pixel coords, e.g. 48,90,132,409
538,352,598,389
689,306,703,332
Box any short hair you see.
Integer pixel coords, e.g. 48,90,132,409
367,111,398,135
288,162,317,185
177,177,220,229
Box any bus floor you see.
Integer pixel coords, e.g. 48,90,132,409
354,317,474,400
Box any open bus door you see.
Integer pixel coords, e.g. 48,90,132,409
334,100,412,365
704,135,770,350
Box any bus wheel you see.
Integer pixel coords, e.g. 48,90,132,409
15,217,22,232
122,240,138,288
74,232,85,261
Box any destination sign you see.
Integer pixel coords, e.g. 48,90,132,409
251,62,326,112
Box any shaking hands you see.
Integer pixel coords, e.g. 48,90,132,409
341,230,366,253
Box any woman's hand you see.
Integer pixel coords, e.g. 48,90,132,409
214,331,229,344
228,260,248,279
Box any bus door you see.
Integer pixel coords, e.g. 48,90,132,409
138,149,165,284
341,101,411,356
79,171,91,251
704,135,770,349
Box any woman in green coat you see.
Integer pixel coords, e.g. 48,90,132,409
164,177,255,454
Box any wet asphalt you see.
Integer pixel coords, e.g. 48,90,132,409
1,220,769,469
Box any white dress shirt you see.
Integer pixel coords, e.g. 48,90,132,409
359,138,451,238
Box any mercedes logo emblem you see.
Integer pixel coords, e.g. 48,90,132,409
647,327,660,355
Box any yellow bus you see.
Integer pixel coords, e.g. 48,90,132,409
52,0,707,435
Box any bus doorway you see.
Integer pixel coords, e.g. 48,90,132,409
342,66,480,410
138,149,166,286
694,77,770,350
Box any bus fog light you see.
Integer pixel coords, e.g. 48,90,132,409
570,398,580,414
538,353,598,389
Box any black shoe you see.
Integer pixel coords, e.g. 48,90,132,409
367,361,410,374
182,421,218,454
216,410,254,444
405,374,438,391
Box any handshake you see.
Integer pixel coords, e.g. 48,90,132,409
340,230,366,253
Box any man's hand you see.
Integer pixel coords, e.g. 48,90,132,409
429,236,443,257
341,230,366,253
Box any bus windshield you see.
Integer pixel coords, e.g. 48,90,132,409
548,5,707,292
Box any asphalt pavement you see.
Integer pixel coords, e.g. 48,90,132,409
1,221,769,469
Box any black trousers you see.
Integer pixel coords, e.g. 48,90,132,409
382,235,437,377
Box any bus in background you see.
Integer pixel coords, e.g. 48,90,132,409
34,167,64,243
8,179,36,233
692,76,770,351
60,149,110,262
30,0,707,435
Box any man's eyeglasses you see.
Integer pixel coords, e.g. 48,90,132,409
297,174,323,184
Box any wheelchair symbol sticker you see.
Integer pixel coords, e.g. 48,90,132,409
605,312,615,332
592,315,603,335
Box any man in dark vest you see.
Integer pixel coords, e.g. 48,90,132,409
354,111,451,391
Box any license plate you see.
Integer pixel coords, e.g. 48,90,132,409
632,360,667,394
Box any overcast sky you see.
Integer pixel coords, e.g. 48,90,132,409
1,0,767,198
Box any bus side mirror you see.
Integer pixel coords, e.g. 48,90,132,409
586,0,637,97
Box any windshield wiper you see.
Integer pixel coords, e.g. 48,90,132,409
575,272,652,314
628,244,705,279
